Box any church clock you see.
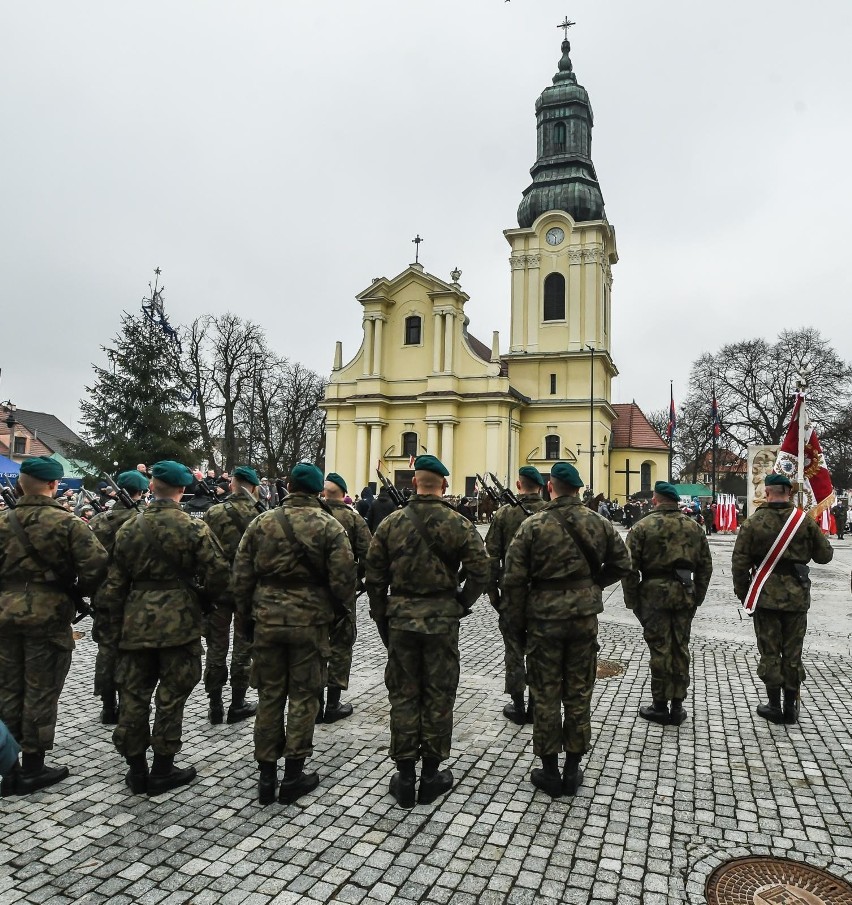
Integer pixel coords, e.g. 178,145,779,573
545,227,564,246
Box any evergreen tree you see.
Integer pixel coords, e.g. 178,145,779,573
71,310,200,473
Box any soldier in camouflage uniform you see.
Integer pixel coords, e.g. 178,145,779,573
622,481,713,726
88,470,150,725
502,461,631,799
732,472,833,724
484,466,547,725
366,455,489,809
0,457,108,796
202,465,262,725
232,463,355,806
320,472,372,722
100,460,231,796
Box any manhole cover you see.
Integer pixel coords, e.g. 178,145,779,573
706,857,852,905
596,659,623,679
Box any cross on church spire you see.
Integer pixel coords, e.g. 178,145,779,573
412,234,423,264
558,17,576,40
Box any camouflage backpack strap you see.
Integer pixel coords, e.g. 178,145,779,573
402,505,458,585
223,501,253,536
6,509,60,582
273,507,328,586
545,507,601,581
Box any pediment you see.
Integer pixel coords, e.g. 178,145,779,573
356,265,469,305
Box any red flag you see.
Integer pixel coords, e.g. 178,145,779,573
666,389,676,442
774,393,834,516
711,397,721,437
408,455,415,468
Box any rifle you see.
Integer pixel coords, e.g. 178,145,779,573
237,485,267,515
79,488,106,514
487,472,533,517
1,475,18,510
476,473,500,505
375,468,406,509
101,473,140,511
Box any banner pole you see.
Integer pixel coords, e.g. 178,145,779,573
796,379,807,509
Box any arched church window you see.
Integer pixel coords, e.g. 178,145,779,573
554,121,566,152
402,432,418,458
543,273,565,321
545,434,560,460
641,462,652,493
404,315,422,345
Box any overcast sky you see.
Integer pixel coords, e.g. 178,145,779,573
2,0,850,431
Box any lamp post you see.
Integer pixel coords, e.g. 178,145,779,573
585,345,596,495
4,403,17,461
576,441,599,498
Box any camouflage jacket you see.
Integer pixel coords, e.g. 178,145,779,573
325,500,372,580
484,494,547,590
88,504,139,616
621,503,713,611
99,499,231,649
231,493,356,638
0,495,108,636
731,502,833,611
365,494,489,633
203,493,259,562
502,494,632,628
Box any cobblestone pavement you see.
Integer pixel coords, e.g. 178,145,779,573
2,531,852,904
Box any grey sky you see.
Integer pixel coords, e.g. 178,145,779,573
2,1,850,431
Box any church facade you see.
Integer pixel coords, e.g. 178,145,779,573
321,36,669,499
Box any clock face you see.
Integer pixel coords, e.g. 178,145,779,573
545,227,564,246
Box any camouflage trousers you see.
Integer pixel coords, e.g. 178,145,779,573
0,629,73,753
753,608,807,690
526,616,598,757
385,625,460,763
498,612,526,696
326,618,356,690
91,609,121,697
204,603,251,692
639,604,695,701
251,625,327,763
112,642,202,757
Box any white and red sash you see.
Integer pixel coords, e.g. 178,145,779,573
742,507,807,615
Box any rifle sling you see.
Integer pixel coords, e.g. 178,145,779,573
224,501,254,536
546,508,601,581
403,505,458,585
7,510,62,584
274,508,329,587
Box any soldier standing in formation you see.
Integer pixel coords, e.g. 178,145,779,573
100,460,231,796
320,472,372,723
88,470,150,724
502,462,631,799
732,472,833,724
622,481,713,726
366,455,489,809
232,463,355,806
0,457,108,795
484,465,547,725
202,465,262,725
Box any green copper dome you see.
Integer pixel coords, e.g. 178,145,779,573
517,39,606,228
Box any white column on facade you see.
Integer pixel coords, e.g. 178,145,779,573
441,421,455,481
426,422,440,457
362,318,374,376
355,423,368,491
443,311,454,373
372,317,384,375
368,423,383,481
432,312,443,373
324,423,339,474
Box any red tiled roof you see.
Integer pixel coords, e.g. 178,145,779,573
611,402,669,451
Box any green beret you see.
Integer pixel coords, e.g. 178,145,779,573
550,461,584,488
413,454,449,477
20,456,64,481
290,463,324,493
117,471,150,493
518,465,546,487
151,460,195,488
765,472,792,488
654,481,680,502
233,465,260,487
326,472,347,494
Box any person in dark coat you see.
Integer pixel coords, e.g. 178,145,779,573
367,486,398,532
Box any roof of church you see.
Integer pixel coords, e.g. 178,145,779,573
465,330,508,377
611,403,669,451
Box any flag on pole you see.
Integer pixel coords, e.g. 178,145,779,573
711,396,721,437
774,392,834,517
408,455,415,469
666,387,676,442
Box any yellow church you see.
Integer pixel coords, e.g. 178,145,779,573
321,34,669,500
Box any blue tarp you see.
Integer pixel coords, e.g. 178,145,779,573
0,454,20,479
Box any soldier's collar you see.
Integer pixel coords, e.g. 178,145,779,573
18,494,64,507
283,493,322,507
149,498,181,508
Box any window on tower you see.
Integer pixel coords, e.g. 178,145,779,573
543,273,566,321
641,462,652,493
402,432,418,458
550,374,557,395
545,434,560,460
404,315,422,345
554,121,566,152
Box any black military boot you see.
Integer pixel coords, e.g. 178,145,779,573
258,761,277,805
227,688,257,724
502,694,526,726
783,688,799,725
418,757,454,805
16,752,69,795
147,754,196,797
562,752,584,796
278,757,319,805
124,753,149,795
323,686,354,723
639,700,670,725
1,760,21,797
315,689,325,725
669,698,688,726
531,753,563,799
208,689,224,725
756,687,784,724
388,759,416,809
100,690,119,725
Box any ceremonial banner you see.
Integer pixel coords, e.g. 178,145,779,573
774,393,834,517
